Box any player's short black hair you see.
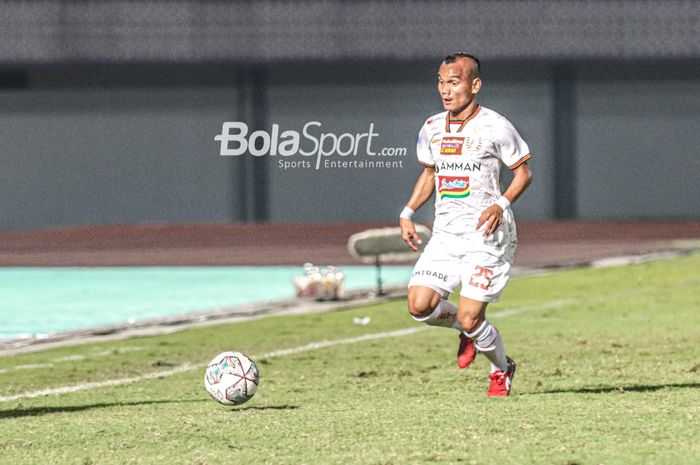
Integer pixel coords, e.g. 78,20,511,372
444,53,481,78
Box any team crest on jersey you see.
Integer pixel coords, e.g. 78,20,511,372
437,175,470,199
464,136,484,151
440,137,465,155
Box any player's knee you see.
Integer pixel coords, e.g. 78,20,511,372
407,288,438,318
458,314,484,334
407,296,433,318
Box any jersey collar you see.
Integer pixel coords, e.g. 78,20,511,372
445,105,481,133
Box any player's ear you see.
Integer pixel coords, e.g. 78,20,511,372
471,77,482,94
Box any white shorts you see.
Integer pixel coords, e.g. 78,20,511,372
408,208,518,303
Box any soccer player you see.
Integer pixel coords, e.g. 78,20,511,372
399,53,533,397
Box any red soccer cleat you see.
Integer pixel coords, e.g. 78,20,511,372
457,333,477,369
486,356,516,397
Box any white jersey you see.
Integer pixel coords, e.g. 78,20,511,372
416,105,531,235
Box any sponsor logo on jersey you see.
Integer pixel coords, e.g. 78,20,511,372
436,161,482,173
440,137,465,155
412,269,449,282
437,175,470,199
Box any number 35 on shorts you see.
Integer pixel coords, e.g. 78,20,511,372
468,265,493,290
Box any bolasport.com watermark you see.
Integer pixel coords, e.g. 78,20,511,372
215,121,407,170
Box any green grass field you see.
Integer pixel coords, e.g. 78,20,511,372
1,254,699,465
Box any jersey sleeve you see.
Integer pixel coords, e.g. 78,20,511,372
416,123,435,167
495,120,531,170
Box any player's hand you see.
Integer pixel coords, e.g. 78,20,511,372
400,218,423,252
476,204,504,237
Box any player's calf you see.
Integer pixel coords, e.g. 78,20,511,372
464,319,509,372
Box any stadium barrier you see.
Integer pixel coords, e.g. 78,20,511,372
347,225,431,295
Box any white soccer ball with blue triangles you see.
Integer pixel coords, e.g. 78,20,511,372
204,351,259,405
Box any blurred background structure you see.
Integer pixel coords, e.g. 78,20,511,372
1,0,700,344
0,0,699,232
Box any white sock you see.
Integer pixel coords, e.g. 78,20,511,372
411,299,462,331
464,320,508,372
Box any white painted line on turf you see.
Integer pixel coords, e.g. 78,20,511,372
0,280,674,403
0,346,149,374
54,354,86,362
490,284,672,321
490,299,574,318
14,363,53,370
0,327,429,403
0,363,196,403
255,326,428,359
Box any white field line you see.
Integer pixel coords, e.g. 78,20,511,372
0,364,197,403
256,326,427,359
0,283,670,404
0,327,428,403
489,286,664,320
14,363,54,370
2,346,146,373
490,299,574,318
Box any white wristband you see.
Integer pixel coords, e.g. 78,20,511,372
400,206,415,220
495,196,511,211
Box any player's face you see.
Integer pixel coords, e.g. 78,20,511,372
437,61,481,116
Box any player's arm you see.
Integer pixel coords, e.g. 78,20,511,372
400,166,435,252
476,162,533,237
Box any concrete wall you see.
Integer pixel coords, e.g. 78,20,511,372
575,75,700,219
2,1,697,64
265,63,556,224
0,86,240,230
0,61,698,231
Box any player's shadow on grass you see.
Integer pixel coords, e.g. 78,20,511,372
0,400,300,419
233,404,299,412
0,398,207,419
527,382,700,395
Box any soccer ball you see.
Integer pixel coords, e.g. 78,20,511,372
204,351,260,405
